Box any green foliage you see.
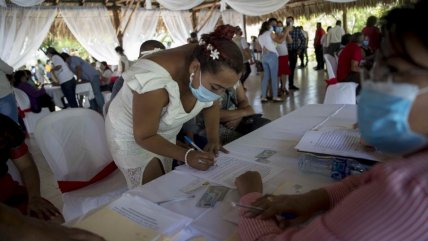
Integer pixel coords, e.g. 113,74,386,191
41,36,90,60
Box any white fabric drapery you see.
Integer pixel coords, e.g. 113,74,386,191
161,10,193,47
121,9,160,60
197,10,221,37
221,0,289,16
156,0,204,11
221,9,243,30
10,0,45,7
0,7,56,69
60,7,119,65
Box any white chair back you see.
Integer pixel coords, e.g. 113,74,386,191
13,88,51,134
34,108,113,181
323,83,358,105
324,54,338,75
13,88,31,110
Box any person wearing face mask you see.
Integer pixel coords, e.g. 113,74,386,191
106,25,243,189
234,2,428,240
258,21,286,102
362,16,381,53
275,21,292,96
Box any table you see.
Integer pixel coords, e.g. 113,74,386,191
44,82,95,108
78,104,357,241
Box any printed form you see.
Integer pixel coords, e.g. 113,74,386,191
175,155,283,189
295,129,389,161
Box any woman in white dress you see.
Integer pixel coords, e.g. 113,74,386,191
106,26,243,188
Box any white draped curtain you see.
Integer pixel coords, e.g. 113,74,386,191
0,6,56,69
161,10,193,47
60,7,119,65
221,0,289,16
121,9,160,60
156,0,204,11
0,0,45,7
197,10,221,37
221,10,243,30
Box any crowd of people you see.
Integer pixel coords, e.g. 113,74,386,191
1,1,428,240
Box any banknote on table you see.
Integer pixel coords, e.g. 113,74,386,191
196,185,229,208
256,150,277,159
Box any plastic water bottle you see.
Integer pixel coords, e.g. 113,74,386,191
298,154,370,180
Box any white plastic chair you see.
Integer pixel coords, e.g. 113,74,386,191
13,88,51,134
323,82,358,104
34,108,127,221
324,54,338,75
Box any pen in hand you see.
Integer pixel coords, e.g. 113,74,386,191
231,202,296,220
184,136,217,166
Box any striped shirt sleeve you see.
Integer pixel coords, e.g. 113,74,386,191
238,163,428,241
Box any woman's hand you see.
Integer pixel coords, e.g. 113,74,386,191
249,189,330,228
27,196,64,223
186,150,215,171
225,118,241,130
235,171,263,196
204,140,229,156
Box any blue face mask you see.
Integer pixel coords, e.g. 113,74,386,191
358,81,428,155
275,27,284,33
363,40,369,47
189,70,221,102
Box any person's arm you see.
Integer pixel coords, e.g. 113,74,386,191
271,32,286,44
0,203,105,241
298,31,306,50
19,83,44,98
0,58,13,74
220,85,255,122
202,101,228,154
350,48,363,73
132,89,214,169
11,147,63,221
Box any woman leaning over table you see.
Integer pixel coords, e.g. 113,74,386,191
106,25,243,188
235,2,428,240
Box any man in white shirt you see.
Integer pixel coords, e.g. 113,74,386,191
0,58,18,122
327,20,345,55
233,26,252,89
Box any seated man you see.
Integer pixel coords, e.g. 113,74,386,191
192,82,271,145
336,32,364,84
0,113,63,222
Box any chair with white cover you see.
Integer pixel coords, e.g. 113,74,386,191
324,54,338,75
13,88,51,134
34,108,127,221
323,82,358,104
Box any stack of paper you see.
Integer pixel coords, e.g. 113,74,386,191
72,193,193,241
295,129,389,161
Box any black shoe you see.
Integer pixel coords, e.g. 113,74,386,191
289,85,300,91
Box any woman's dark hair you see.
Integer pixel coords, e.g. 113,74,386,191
100,61,110,70
366,16,378,27
380,0,428,68
341,33,352,45
46,47,60,56
192,24,243,75
259,21,270,36
60,52,70,61
115,46,124,54
13,70,27,87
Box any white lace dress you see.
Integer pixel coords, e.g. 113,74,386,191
105,59,213,189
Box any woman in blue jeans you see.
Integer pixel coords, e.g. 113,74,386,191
257,21,288,102
46,47,78,108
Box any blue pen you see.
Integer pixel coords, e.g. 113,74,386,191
184,136,203,151
231,202,296,220
184,136,216,165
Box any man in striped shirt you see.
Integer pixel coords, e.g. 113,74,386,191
236,2,428,240
286,16,306,91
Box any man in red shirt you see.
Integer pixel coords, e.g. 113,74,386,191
337,32,363,84
314,22,326,70
362,16,381,52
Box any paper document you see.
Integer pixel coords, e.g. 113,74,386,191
295,129,388,161
175,155,283,189
72,205,162,241
110,193,193,236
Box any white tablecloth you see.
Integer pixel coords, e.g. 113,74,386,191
78,104,358,241
45,82,95,108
